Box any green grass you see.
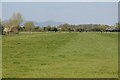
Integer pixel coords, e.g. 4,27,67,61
0,35,2,78
2,32,118,78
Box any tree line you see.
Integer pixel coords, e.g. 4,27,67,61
0,13,120,35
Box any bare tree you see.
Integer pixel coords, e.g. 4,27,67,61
3,12,23,34
24,21,34,33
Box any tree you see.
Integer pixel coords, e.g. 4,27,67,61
24,22,34,32
9,12,23,33
75,28,79,32
68,28,72,32
2,21,11,34
43,27,46,31
58,23,71,31
0,19,2,35
46,25,51,31
115,23,120,30
33,26,42,32
19,27,25,32
0,19,1,24
79,28,84,32
10,12,23,25
99,25,107,32
2,12,23,35
51,27,58,32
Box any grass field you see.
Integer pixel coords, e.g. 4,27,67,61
2,32,118,78
0,35,2,78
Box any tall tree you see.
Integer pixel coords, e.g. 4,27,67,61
33,26,41,32
99,25,107,32
3,12,23,34
46,25,51,31
51,27,58,32
9,12,23,31
58,23,71,31
24,21,34,32
0,19,2,35
115,23,120,30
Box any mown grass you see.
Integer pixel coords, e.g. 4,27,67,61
2,32,118,78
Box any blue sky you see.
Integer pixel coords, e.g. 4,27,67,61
2,2,118,25
1,0,119,2
0,3,2,19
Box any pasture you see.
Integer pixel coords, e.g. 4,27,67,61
2,32,118,78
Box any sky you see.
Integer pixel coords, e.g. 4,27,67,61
1,0,119,2
0,3,2,19
1,2,118,25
